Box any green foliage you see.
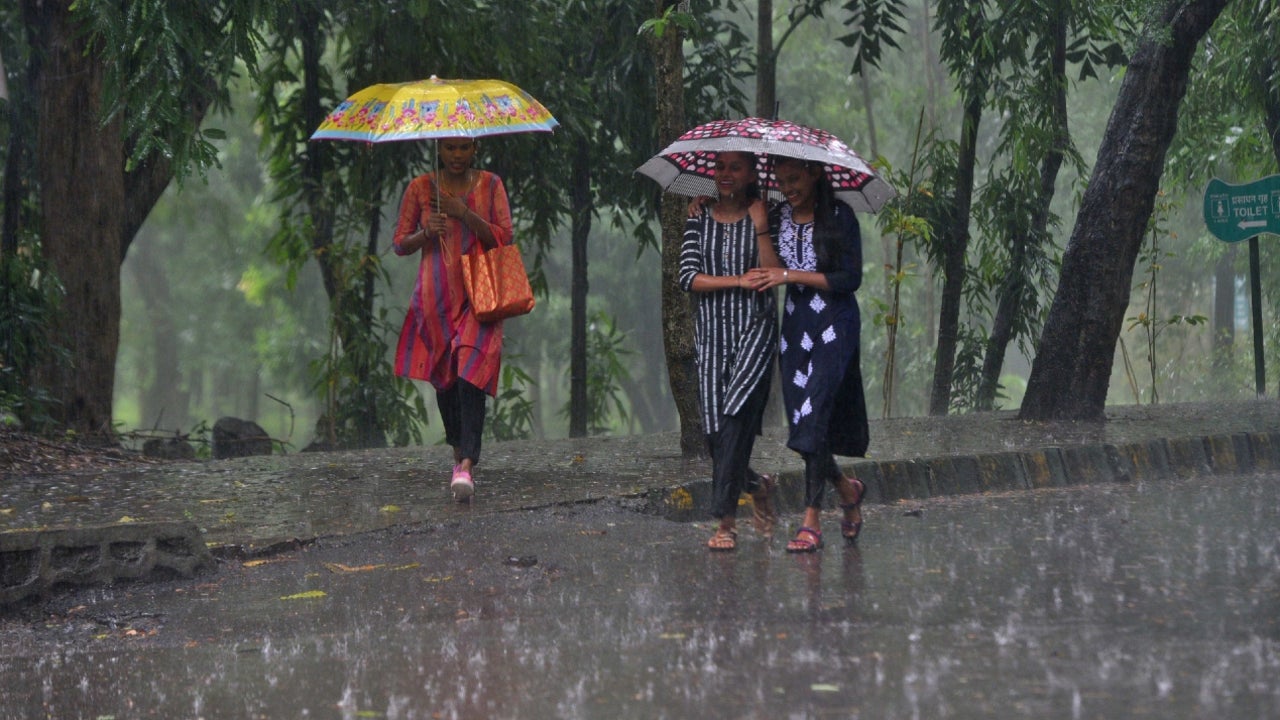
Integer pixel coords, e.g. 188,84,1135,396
1167,1,1280,187
308,242,426,448
873,116,934,418
1123,190,1209,404
0,253,66,430
639,5,696,38
1064,2,1134,82
946,322,989,413
110,68,325,442
24,0,1262,443
840,1,1140,415
487,360,536,442
70,0,264,181
837,0,907,74
561,312,632,435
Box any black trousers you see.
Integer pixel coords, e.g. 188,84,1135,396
708,378,770,519
801,447,843,509
436,379,486,464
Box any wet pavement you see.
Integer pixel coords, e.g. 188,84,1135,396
1,400,1279,718
1,472,1277,719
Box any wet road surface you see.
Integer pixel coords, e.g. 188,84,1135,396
2,472,1278,719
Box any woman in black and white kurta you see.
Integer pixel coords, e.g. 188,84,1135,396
745,157,869,553
678,151,782,551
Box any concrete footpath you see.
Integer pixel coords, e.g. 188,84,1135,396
2,400,1278,605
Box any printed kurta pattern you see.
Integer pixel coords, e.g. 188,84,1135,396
774,202,867,456
679,210,778,434
393,171,513,396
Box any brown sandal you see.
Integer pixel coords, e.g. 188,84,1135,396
840,476,866,545
707,526,738,551
750,474,778,537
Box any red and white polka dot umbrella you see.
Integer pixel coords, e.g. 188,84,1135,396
637,117,895,213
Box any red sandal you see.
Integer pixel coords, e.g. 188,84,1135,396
786,526,823,553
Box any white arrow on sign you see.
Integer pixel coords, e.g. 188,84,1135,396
1239,220,1267,229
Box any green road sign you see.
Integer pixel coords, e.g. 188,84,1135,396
1204,175,1280,243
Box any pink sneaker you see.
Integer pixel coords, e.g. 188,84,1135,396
450,465,474,502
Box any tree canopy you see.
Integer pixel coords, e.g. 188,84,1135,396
3,0,1276,449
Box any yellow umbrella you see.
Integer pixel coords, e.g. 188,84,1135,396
311,76,558,142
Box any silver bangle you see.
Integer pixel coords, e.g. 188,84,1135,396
783,269,789,282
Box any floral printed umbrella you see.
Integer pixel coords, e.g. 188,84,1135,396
636,117,895,213
311,76,559,142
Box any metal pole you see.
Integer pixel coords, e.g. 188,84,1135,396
1249,236,1265,396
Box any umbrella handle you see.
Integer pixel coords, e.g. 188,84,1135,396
432,138,449,263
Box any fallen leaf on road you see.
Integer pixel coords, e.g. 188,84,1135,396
280,590,327,601
116,516,137,524
810,684,840,692
667,488,693,511
324,562,386,574
379,505,402,514
391,563,421,571
242,558,293,568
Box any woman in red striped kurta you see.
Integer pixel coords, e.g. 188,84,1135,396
393,137,512,501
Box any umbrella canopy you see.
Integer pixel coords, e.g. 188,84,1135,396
636,117,895,213
311,76,559,142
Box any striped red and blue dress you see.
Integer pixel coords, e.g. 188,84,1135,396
392,170,513,396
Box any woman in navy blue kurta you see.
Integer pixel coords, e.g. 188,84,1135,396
746,157,870,552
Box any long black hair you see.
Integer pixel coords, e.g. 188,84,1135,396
788,160,851,273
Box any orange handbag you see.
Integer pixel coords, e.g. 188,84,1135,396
461,241,536,322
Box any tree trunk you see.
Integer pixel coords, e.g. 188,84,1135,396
568,140,592,438
752,2,787,431
756,0,775,118
1020,0,1229,422
21,0,220,438
2,36,32,258
26,0,124,439
975,7,1068,411
296,7,382,448
652,1,705,457
928,91,982,416
920,0,940,132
